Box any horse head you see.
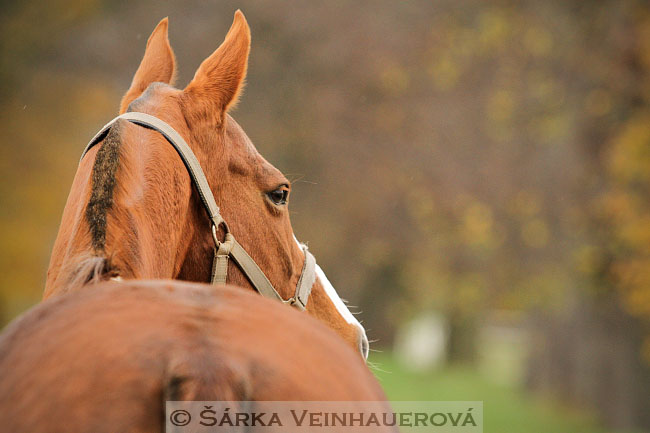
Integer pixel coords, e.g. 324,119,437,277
44,12,368,359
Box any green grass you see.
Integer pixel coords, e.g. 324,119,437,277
370,352,641,433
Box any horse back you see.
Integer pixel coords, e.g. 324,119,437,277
0,281,387,432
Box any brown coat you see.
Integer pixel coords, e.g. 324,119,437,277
0,280,387,432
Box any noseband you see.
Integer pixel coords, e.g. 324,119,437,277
80,112,316,310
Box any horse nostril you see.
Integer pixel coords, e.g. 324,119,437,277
357,327,369,361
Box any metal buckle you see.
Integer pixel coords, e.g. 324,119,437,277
284,295,306,311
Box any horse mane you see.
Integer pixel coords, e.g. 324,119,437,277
85,121,123,252
63,255,114,292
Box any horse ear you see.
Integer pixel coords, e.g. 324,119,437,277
119,17,177,114
184,10,250,123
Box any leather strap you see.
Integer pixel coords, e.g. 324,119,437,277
80,112,315,310
228,237,284,302
211,233,234,284
292,246,316,310
81,112,223,228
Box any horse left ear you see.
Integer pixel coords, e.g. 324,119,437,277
184,10,250,124
119,17,177,114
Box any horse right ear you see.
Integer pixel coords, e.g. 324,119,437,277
183,10,251,126
119,18,177,114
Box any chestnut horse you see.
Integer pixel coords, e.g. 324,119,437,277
0,280,390,433
44,11,367,358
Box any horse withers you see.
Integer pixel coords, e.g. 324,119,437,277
44,11,368,358
0,280,391,432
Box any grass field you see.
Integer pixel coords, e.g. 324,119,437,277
370,352,642,433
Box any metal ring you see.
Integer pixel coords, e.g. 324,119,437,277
211,220,230,247
211,224,220,247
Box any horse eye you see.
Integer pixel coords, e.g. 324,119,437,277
267,186,289,206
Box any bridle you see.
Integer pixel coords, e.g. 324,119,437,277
80,112,316,311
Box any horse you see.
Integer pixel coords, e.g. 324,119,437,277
43,11,368,358
0,280,392,433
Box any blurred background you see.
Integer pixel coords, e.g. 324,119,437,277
2,1,650,431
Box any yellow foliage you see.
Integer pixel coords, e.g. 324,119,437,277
477,9,511,50
461,201,495,248
429,55,459,91
609,112,650,184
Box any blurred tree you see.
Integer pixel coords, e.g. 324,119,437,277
1,1,650,427
598,6,650,362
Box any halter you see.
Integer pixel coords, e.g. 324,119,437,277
80,112,316,311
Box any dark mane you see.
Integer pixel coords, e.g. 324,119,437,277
85,121,123,252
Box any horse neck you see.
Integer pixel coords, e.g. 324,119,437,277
45,147,203,298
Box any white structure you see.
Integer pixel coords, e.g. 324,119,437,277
394,312,448,371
